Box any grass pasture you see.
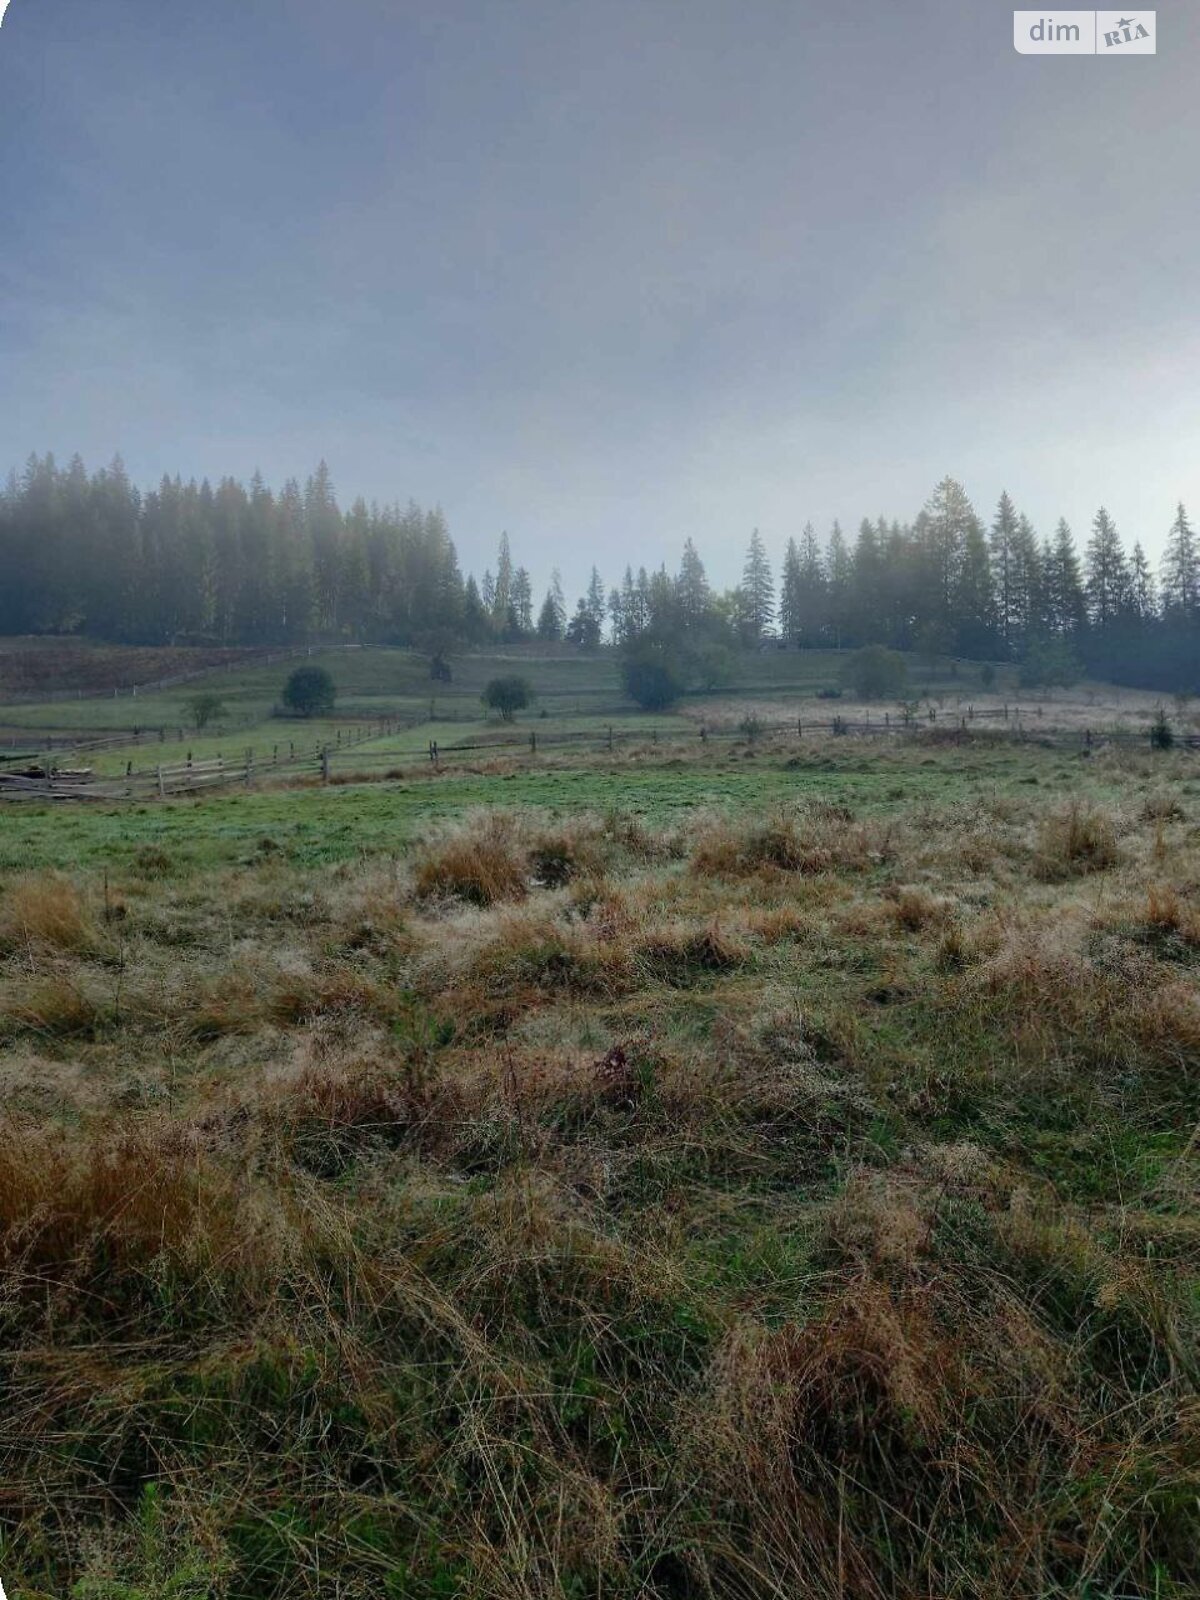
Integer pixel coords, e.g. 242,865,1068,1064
1,715,1199,1598
1,641,1187,792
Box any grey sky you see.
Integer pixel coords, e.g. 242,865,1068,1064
1,0,1197,593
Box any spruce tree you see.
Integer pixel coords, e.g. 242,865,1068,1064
1161,503,1198,620
778,537,802,646
676,538,710,626
739,528,775,643
1085,508,1130,634
989,491,1019,656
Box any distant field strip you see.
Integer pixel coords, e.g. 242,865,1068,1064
3,709,1194,803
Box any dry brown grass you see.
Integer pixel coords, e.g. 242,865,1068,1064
691,804,895,880
1034,801,1119,879
3,770,1200,1598
0,872,94,953
413,814,529,905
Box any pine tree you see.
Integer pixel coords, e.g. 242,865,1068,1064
919,476,982,636
826,521,852,648
1130,542,1157,622
1085,508,1130,633
511,567,533,634
536,569,566,641
795,524,828,646
989,491,1019,656
849,518,882,646
585,567,606,637
1045,519,1087,641
1161,503,1198,620
537,588,563,640
566,595,601,649
462,574,489,642
953,519,999,659
739,529,775,643
676,538,710,626
778,537,802,646
1009,514,1043,655
492,533,514,624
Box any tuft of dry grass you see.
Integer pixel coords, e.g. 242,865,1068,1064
1034,801,1119,879
0,872,94,953
413,815,529,906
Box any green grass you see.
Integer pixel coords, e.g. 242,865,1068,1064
2,705,1197,1598
0,737,1129,875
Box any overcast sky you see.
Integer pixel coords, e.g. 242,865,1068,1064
1,0,1197,592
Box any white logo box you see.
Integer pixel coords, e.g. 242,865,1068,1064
1013,11,1156,54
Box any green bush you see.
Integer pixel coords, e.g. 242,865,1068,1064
622,648,684,711
281,666,336,717
482,676,533,721
840,646,907,700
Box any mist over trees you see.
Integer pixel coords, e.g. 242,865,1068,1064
2,456,1198,693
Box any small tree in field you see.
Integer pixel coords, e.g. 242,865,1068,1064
282,666,336,717
621,638,686,711
187,692,226,730
841,646,907,700
483,676,532,722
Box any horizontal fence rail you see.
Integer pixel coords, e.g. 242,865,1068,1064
3,706,1195,804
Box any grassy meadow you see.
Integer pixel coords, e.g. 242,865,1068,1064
1,649,1198,1598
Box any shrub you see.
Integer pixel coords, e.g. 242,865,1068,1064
482,675,533,722
1018,640,1082,689
281,666,336,717
621,647,684,711
840,646,907,700
1150,705,1174,750
186,691,227,730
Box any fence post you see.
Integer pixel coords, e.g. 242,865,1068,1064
608,725,613,752
245,749,254,788
530,731,537,754
157,765,165,798
321,747,330,783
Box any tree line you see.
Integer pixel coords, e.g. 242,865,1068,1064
2,455,1198,691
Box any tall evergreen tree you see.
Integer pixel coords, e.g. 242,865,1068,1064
738,528,775,643
511,567,534,635
989,491,1019,656
676,538,710,626
1161,503,1198,620
1085,507,1131,634
778,537,803,646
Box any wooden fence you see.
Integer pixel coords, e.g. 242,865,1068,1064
3,704,1194,804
